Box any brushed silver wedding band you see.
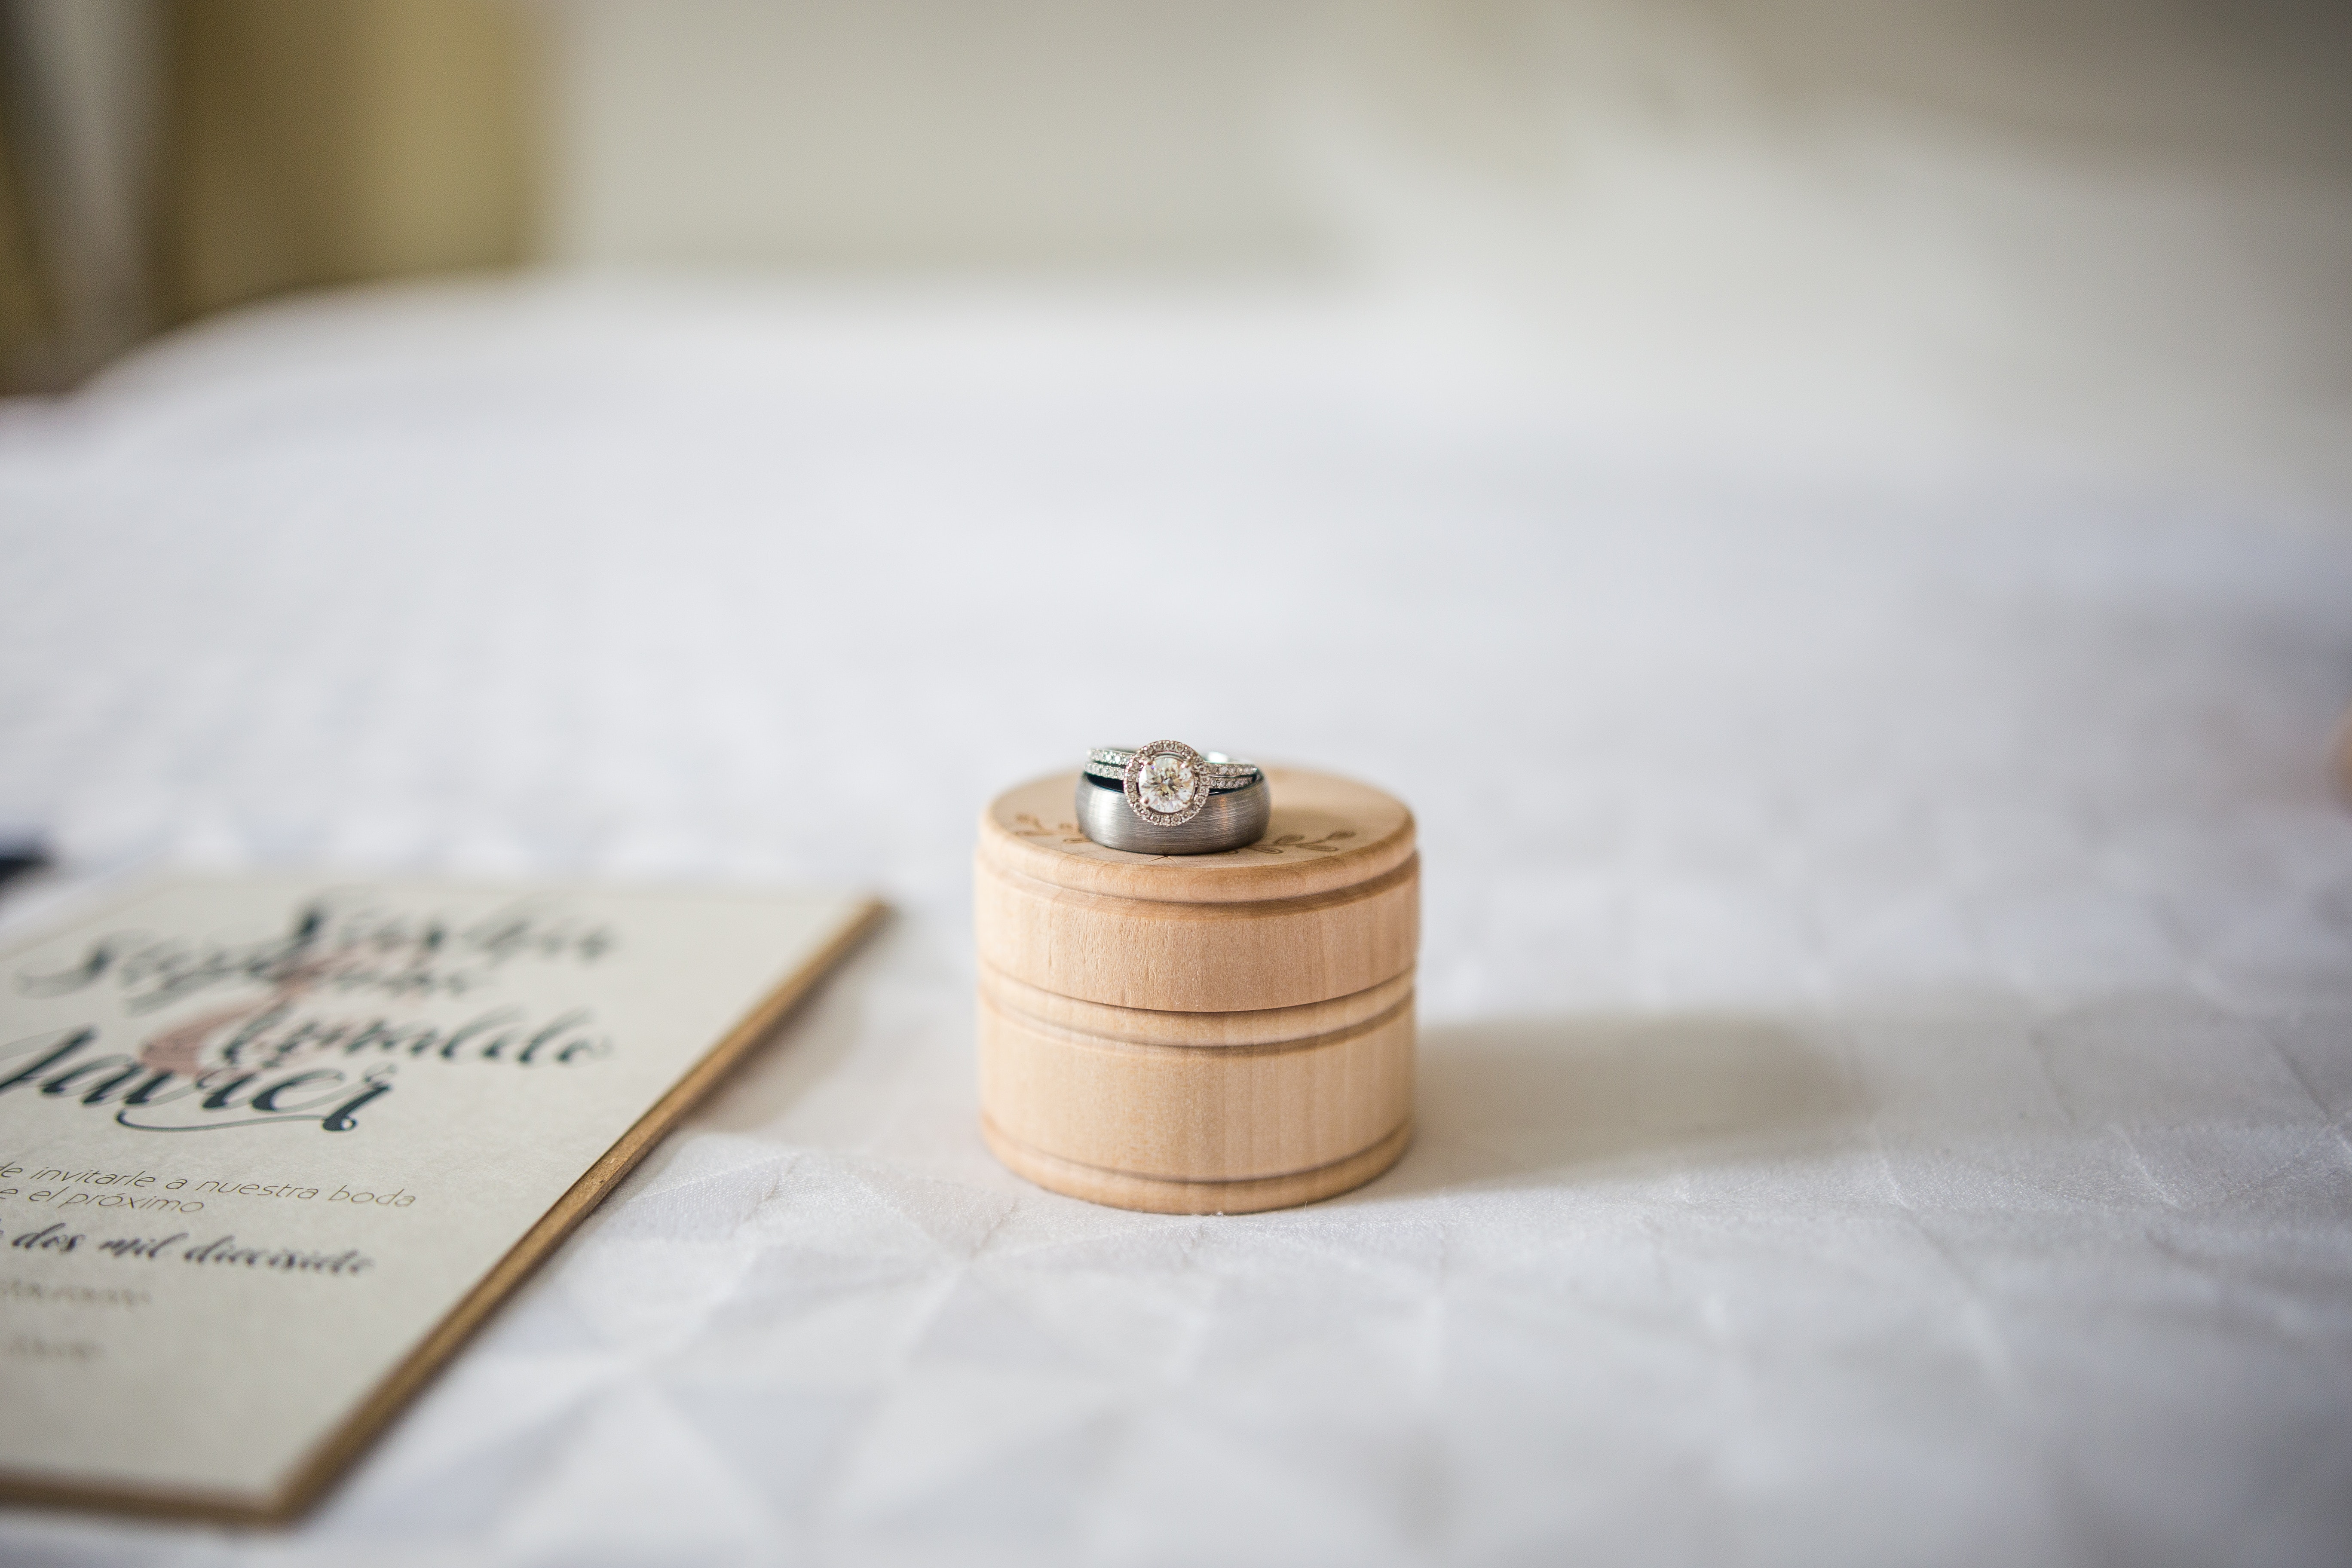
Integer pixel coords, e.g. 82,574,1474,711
1075,773,1271,854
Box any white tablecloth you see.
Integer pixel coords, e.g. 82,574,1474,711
1,279,2348,1566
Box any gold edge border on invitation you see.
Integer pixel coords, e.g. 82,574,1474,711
0,895,889,1528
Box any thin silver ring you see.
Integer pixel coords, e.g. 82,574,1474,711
1086,746,1259,790
1075,773,1270,854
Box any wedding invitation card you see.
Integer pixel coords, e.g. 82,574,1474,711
0,875,881,1521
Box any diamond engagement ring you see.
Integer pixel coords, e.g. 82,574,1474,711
1083,744,1261,818
1072,740,1272,853
1088,741,1260,826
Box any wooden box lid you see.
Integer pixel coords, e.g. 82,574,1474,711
975,767,1418,1013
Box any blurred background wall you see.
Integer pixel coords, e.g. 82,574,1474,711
0,0,2347,492
0,0,534,387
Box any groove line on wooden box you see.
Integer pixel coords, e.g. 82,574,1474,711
979,962,1417,1048
979,997,1414,1181
976,851,1419,923
979,987,1414,1061
975,852,1418,1012
982,1115,1415,1216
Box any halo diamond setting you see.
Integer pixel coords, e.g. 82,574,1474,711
1121,739,1215,826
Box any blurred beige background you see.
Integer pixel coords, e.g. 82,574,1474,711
1,0,2348,494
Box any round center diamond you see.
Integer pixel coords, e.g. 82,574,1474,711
1137,752,1196,814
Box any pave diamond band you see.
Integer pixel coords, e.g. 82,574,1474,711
1084,746,1260,792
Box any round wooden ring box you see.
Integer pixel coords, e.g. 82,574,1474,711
975,766,1418,1214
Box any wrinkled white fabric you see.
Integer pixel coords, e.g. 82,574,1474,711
0,279,2347,1567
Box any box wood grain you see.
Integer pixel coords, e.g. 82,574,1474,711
975,766,1418,1214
